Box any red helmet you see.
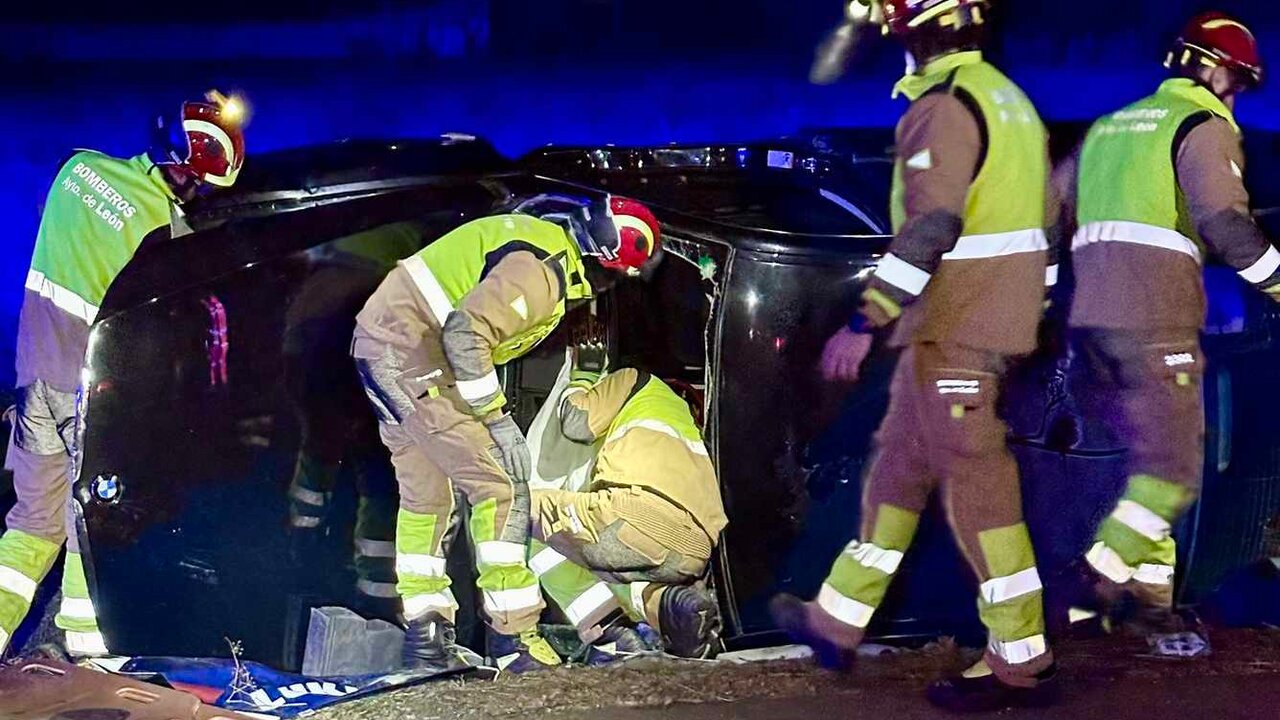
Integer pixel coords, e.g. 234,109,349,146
150,90,247,189
1167,12,1264,88
880,0,989,36
512,193,663,278
596,196,662,277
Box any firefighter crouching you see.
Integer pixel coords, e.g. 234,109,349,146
529,344,728,663
283,223,425,619
351,195,663,673
1055,12,1280,635
771,0,1059,711
0,92,245,659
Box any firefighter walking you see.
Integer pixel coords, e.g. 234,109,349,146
771,0,1058,710
1057,12,1279,634
0,93,245,658
529,346,727,662
352,195,662,673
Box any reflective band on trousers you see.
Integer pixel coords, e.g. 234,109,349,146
980,567,1042,604
1239,245,1280,284
873,253,931,296
1133,563,1175,586
289,486,328,508
357,579,400,599
397,553,447,577
0,566,39,603
483,584,542,613
25,269,99,325
530,546,568,577
1072,221,1202,264
628,582,650,620
65,630,109,657
1045,264,1059,287
566,582,616,626
842,541,904,575
1086,541,1139,584
989,634,1048,665
477,541,527,566
606,419,708,456
937,379,980,395
0,628,9,654
942,228,1049,261
59,598,97,620
401,255,455,326
1112,500,1172,542
404,590,459,619
457,372,501,403
817,583,875,629
355,538,397,559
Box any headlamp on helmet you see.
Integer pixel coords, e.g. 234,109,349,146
149,89,248,190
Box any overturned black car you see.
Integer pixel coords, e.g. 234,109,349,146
46,131,1280,669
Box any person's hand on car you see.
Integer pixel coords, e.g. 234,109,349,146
820,327,874,383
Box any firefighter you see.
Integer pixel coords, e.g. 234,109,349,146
528,344,727,663
1055,12,1278,634
284,222,425,619
351,195,662,673
771,0,1058,711
0,92,246,659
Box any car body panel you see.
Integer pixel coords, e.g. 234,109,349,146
73,134,1280,666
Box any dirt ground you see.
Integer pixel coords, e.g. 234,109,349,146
320,629,1280,720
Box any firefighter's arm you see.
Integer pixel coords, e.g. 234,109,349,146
1178,117,1280,300
441,250,564,419
559,367,647,444
850,92,981,331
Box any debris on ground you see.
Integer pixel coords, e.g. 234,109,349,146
303,607,405,677
1148,631,1210,658
0,658,258,720
7,629,1280,720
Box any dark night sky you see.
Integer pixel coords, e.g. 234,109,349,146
8,1,1280,42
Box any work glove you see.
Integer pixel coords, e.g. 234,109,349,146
571,340,609,384
485,414,531,483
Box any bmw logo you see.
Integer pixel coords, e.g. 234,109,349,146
92,474,122,504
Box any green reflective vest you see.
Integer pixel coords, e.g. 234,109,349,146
18,151,176,391
605,375,704,448
413,214,592,365
29,152,175,318
890,52,1047,241
1077,78,1238,260
596,373,727,538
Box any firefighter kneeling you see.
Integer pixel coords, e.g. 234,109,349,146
529,346,728,662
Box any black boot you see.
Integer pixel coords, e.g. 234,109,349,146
657,585,723,659
1044,559,1110,639
403,613,484,673
768,593,860,672
926,661,1060,713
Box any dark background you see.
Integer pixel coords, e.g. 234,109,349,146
1,0,1278,389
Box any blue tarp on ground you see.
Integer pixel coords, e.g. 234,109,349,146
120,656,481,717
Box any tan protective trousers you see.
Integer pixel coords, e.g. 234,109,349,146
353,336,544,634
1072,328,1205,608
530,486,711,639
817,343,1052,686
